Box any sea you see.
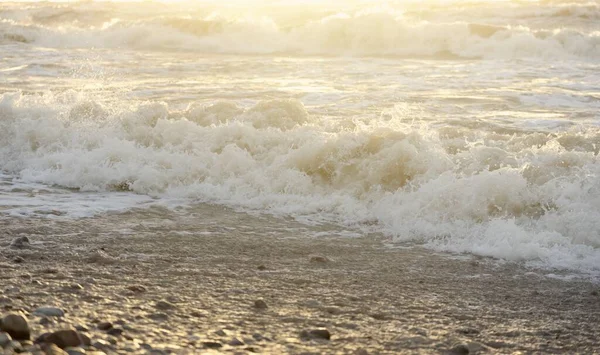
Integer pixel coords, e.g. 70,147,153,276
1,0,600,274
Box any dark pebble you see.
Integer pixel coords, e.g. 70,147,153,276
202,341,222,349
300,328,331,340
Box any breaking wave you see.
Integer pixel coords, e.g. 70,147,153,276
1,5,600,59
1,90,600,272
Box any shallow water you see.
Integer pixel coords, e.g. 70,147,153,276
1,0,600,273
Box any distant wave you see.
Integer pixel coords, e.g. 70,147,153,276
1,11,600,59
1,90,600,272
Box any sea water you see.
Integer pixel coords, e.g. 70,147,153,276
1,0,600,272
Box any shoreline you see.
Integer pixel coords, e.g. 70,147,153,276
1,208,600,354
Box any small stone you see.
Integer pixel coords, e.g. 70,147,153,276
147,313,169,321
355,349,369,355
485,341,513,349
34,332,51,343
91,339,111,351
44,330,91,349
0,332,12,347
12,256,25,264
10,237,30,249
34,307,65,317
39,317,53,325
257,265,267,271
467,342,489,353
591,290,599,296
324,306,343,315
228,338,244,346
107,337,117,345
4,286,19,293
106,328,123,337
65,347,86,355
214,329,227,337
299,328,331,340
69,284,84,291
8,340,23,352
154,301,176,311
254,299,268,309
126,285,147,293
202,341,222,349
0,313,30,340
300,299,321,308
448,344,470,355
189,310,206,318
86,250,116,265
97,322,113,331
457,327,480,335
74,325,88,332
309,255,330,263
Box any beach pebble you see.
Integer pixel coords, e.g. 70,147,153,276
355,349,369,355
324,306,343,315
4,286,19,294
43,344,68,355
69,284,84,291
448,344,470,355
466,342,489,353
7,340,23,352
457,327,480,335
10,237,30,249
253,299,268,309
86,251,116,265
34,307,65,317
228,338,244,346
147,313,169,321
91,339,111,351
309,255,330,263
65,347,86,355
299,328,331,340
155,301,176,311
0,332,12,347
189,310,206,318
257,265,267,270
214,329,227,337
106,328,123,337
0,313,30,340
126,285,147,293
43,329,91,349
97,322,112,331
202,341,222,349
12,256,25,264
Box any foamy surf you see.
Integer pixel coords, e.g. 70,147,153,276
1,2,600,59
1,89,599,273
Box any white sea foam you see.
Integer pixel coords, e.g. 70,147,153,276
1,90,600,272
1,4,600,59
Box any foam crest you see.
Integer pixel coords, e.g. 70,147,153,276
2,6,599,59
1,91,600,272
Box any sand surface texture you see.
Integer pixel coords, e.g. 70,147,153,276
1,206,599,354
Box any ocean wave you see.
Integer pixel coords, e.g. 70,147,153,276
1,6,599,59
1,90,600,271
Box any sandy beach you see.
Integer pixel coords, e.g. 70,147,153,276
1,206,599,354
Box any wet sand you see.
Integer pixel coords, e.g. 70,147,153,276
1,206,599,354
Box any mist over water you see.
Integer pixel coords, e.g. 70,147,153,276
1,0,600,273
